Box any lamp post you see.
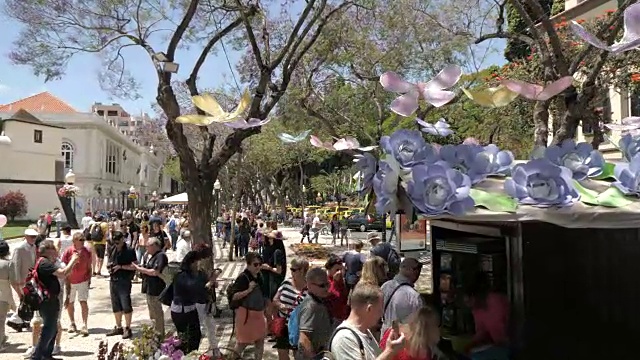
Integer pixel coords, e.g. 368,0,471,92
65,169,77,214
214,179,221,220
151,190,159,210
129,185,136,211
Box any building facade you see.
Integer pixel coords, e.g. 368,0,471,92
0,93,171,222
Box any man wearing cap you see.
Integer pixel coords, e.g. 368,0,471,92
6,226,38,331
368,232,401,279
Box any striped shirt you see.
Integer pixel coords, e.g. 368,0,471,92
276,278,307,319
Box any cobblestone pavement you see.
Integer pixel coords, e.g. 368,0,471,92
0,227,431,359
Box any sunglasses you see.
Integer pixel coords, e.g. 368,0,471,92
252,262,262,267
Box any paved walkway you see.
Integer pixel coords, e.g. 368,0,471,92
0,227,431,359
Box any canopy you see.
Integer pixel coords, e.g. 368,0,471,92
431,177,640,229
159,192,188,204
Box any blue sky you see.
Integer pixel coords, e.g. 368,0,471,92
0,9,506,116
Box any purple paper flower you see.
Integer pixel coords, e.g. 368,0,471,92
619,133,640,162
438,144,513,184
613,153,640,195
380,129,438,168
373,157,401,215
544,139,605,180
416,118,454,136
504,158,579,207
405,162,475,216
353,152,377,194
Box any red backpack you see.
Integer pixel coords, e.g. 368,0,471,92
22,257,49,310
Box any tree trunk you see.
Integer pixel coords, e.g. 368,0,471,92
185,183,214,246
554,92,581,145
533,101,551,147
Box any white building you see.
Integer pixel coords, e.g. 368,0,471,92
0,109,65,220
0,92,172,222
91,102,152,140
549,0,629,159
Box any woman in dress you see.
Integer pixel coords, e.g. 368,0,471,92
232,252,268,359
271,258,309,360
0,240,14,349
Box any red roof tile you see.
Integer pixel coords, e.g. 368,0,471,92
0,92,77,113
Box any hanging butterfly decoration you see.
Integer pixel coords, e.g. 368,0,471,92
501,76,574,101
225,118,271,129
310,135,376,152
416,118,454,136
379,65,462,116
569,3,640,54
277,130,312,143
176,90,251,125
461,86,519,108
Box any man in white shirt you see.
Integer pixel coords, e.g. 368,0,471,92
330,282,404,360
80,212,93,231
311,213,321,243
54,208,64,238
175,230,192,263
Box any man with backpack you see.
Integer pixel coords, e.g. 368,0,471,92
295,267,332,359
89,215,109,276
167,214,179,251
379,258,423,336
6,227,38,332
368,232,401,280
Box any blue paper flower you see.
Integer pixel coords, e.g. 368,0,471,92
373,157,401,215
544,139,605,180
613,153,640,195
619,134,640,162
504,158,579,207
405,162,475,216
380,129,438,168
353,152,377,194
439,144,513,184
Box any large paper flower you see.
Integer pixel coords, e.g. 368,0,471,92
380,129,438,168
373,157,401,215
176,90,251,125
569,3,640,54
501,77,573,101
416,118,454,136
613,153,640,195
353,152,377,194
619,133,640,162
543,139,605,180
461,86,518,108
379,65,462,116
405,162,474,216
604,116,640,135
278,130,311,143
505,159,579,207
438,144,513,184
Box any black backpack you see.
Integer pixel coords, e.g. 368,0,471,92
90,223,104,241
226,273,249,310
82,226,92,241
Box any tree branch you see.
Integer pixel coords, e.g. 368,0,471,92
237,0,265,68
268,0,318,70
524,0,569,75
167,0,200,61
475,31,535,45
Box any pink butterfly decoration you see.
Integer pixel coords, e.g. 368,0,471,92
501,76,573,101
463,137,480,145
570,3,640,54
379,65,462,116
310,135,335,150
224,117,271,129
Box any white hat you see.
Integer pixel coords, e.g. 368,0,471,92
24,228,38,236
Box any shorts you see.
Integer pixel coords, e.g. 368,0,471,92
69,281,90,302
109,281,133,313
273,323,296,350
94,244,106,259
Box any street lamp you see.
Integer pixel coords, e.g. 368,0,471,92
127,186,136,211
0,131,11,145
65,169,76,185
151,190,159,209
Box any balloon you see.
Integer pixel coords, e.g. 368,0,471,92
0,215,7,228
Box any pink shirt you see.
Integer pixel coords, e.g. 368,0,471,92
472,292,509,345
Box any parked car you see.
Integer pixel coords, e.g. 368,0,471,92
346,213,385,232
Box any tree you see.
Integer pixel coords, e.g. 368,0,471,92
478,0,638,147
504,0,557,61
4,0,359,244
0,191,28,221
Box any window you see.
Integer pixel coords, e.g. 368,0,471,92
107,110,118,116
33,130,42,143
61,141,74,170
104,141,121,176
96,110,104,116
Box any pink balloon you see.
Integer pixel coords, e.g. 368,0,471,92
0,215,6,228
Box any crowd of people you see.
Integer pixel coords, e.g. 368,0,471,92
0,207,509,360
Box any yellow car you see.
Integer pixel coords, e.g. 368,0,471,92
349,208,365,216
306,205,321,212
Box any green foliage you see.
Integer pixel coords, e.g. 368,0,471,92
0,191,28,221
505,0,555,62
163,157,182,182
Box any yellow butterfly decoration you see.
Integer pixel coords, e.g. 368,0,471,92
461,86,519,108
176,89,251,125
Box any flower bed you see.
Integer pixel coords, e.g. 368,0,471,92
289,243,332,260
97,325,241,360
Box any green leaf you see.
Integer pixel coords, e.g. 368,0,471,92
469,188,517,213
573,180,599,206
592,162,615,180
596,187,633,208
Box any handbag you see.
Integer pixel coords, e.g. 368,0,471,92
158,281,174,306
270,316,287,337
